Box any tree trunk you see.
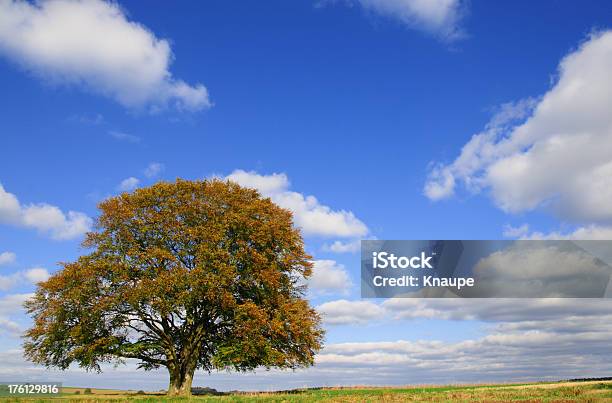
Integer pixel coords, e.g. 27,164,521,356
167,364,195,397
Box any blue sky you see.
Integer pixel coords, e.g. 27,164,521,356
1,0,612,391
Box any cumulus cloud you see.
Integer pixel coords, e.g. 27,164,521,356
225,170,368,238
348,0,466,41
116,163,164,193
317,299,385,325
322,239,361,253
502,223,530,238
0,318,22,336
0,294,33,317
144,162,164,179
109,130,140,143
0,0,211,111
423,165,455,200
519,225,612,241
225,170,290,196
23,267,50,283
67,113,104,125
382,298,612,323
0,293,32,337
0,273,20,291
0,252,16,266
309,260,352,295
0,267,49,290
0,184,91,240
424,31,612,225
117,177,140,192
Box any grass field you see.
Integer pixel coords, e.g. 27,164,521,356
1,380,611,402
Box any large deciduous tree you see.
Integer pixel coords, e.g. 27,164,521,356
24,179,324,396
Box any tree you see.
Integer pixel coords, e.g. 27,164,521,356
24,179,324,396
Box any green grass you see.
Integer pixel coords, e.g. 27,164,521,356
2,380,611,402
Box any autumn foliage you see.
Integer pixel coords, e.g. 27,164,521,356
24,179,324,396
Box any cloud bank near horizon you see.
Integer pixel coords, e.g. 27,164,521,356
2,297,612,390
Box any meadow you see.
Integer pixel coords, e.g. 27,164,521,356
1,380,611,402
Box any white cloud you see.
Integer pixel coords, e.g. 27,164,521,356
502,223,612,240
502,224,530,238
424,31,612,225
225,170,290,195
23,267,50,284
0,0,211,111
0,267,50,290
0,293,32,316
351,0,465,41
423,165,455,200
0,293,32,337
522,225,612,240
0,273,20,291
0,252,16,266
117,177,140,192
424,98,538,201
22,205,91,240
309,260,352,295
316,297,612,327
225,170,368,238
322,239,361,253
0,184,21,225
0,184,91,240
317,299,385,325
0,318,21,336
144,162,164,179
382,298,612,323
109,130,140,143
67,113,104,125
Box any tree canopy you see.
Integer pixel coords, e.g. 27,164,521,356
24,179,324,396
